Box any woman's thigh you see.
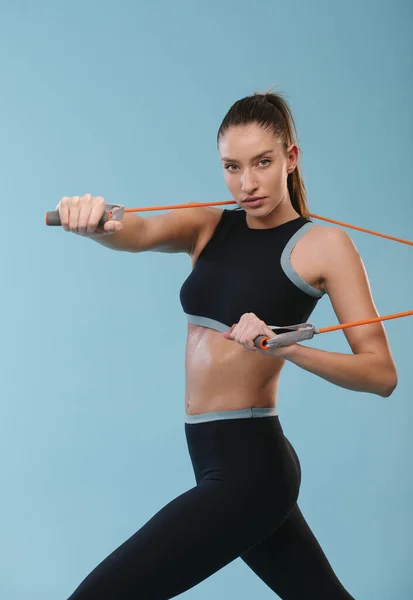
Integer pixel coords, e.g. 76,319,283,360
240,503,355,600
67,479,290,600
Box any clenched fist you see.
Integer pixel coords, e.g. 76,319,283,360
55,194,124,236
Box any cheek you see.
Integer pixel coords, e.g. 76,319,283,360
268,165,286,188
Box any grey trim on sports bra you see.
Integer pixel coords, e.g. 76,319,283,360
281,222,325,299
185,314,229,332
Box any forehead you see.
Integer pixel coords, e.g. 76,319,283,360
219,123,281,159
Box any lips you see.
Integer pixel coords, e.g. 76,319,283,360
244,196,265,203
243,196,266,206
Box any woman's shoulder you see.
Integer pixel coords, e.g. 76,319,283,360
298,222,356,271
307,222,354,249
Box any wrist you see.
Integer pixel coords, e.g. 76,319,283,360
278,343,301,360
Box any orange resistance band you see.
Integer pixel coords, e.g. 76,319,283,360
318,311,413,335
122,200,413,247
120,199,413,334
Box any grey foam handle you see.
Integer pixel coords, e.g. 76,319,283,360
45,204,125,227
253,335,269,349
46,211,110,227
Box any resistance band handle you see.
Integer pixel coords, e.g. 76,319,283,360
254,335,270,350
253,324,316,351
45,211,110,227
45,204,125,227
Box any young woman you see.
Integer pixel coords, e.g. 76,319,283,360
62,92,397,599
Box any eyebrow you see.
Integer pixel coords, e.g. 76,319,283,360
221,149,274,162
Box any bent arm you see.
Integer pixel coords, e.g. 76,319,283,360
282,345,396,397
281,227,398,397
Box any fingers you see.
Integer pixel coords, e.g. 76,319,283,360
227,313,269,351
77,196,93,234
87,196,107,234
103,217,123,234
56,194,117,236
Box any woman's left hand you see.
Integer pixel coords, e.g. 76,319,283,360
222,312,295,358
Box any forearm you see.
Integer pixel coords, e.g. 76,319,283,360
92,213,146,252
281,344,397,397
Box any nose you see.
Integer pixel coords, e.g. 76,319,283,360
240,169,259,195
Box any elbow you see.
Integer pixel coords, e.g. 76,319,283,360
377,369,398,398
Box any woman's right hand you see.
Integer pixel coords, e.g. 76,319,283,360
56,194,124,237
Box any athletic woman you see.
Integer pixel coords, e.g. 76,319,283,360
62,92,397,599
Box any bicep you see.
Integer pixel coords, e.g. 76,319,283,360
139,207,221,254
321,228,393,357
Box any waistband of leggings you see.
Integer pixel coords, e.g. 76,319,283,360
185,407,278,424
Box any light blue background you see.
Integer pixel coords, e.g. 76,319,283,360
1,1,412,598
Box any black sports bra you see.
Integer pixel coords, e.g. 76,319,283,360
179,208,325,332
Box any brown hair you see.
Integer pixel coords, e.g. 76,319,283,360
217,89,309,218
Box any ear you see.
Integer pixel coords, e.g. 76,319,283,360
286,143,299,173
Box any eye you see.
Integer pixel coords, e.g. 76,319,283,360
224,159,271,172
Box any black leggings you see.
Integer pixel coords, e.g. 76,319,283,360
67,408,355,599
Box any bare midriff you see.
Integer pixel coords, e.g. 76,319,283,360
184,324,284,415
